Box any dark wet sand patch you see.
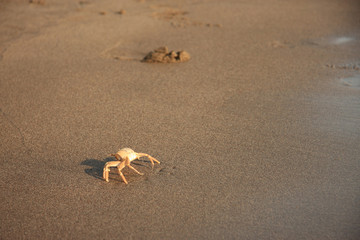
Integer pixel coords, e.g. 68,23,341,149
302,36,357,47
341,75,360,88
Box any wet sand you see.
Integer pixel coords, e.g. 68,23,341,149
1,0,360,239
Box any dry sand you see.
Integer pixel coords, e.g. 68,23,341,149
1,0,360,239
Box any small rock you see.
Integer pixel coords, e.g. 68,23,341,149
148,52,166,62
178,51,191,62
117,9,126,15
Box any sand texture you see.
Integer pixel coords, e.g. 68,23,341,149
1,0,360,239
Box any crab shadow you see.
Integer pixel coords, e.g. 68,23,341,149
81,158,151,180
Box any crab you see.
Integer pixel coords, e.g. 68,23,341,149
103,148,160,184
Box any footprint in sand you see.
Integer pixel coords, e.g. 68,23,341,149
101,41,145,61
269,40,295,48
155,165,177,176
151,5,222,28
78,0,91,6
98,10,125,16
325,62,360,71
29,0,45,5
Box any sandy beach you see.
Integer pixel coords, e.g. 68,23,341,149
1,0,359,239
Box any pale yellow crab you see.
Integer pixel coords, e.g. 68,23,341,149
103,148,160,184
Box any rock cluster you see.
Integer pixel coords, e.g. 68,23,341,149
142,46,190,63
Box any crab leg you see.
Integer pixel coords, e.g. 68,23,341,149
116,161,129,184
136,153,160,167
127,164,144,175
118,170,128,184
104,170,109,182
103,161,121,182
